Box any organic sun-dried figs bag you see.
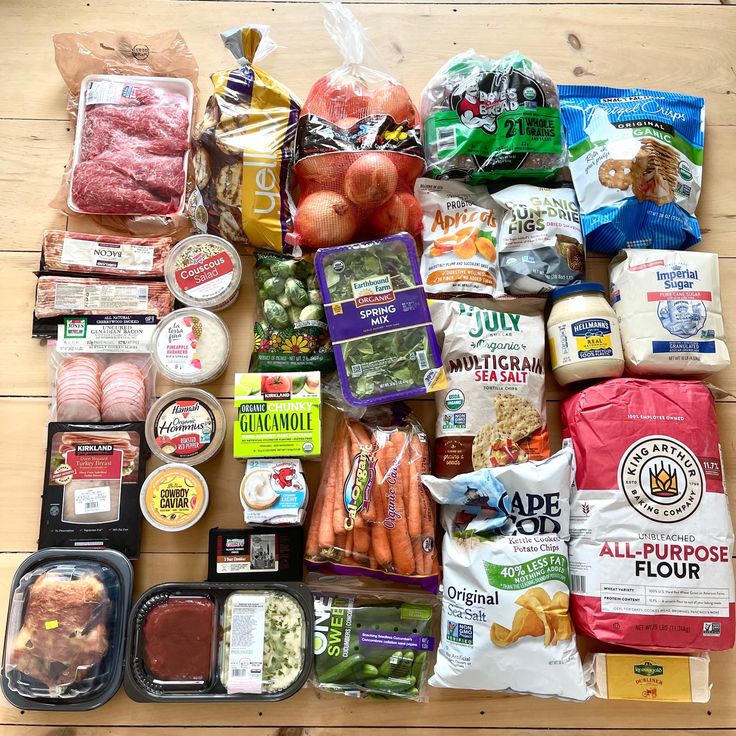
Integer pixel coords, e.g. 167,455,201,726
562,378,735,652
288,3,424,250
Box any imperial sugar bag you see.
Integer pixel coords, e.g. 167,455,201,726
423,449,590,700
562,378,735,651
609,249,729,376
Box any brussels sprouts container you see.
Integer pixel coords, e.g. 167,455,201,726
1,548,133,711
124,582,313,702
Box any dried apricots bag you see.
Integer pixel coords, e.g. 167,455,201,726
416,178,501,297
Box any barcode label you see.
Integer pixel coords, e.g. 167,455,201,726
230,668,258,677
570,574,586,594
415,350,429,370
73,485,111,517
351,363,363,377
84,501,100,512
436,126,457,153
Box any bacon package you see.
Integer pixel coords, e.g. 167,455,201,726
288,3,424,250
561,378,735,652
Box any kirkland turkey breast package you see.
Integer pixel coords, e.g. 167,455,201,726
561,378,735,652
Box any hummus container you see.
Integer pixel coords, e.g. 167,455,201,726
165,235,242,311
125,582,313,702
152,308,230,386
146,389,226,466
2,548,133,711
141,464,209,532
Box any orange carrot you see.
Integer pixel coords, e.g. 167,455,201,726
305,484,325,559
318,421,345,553
386,432,415,575
344,528,354,559
332,421,352,536
370,469,393,570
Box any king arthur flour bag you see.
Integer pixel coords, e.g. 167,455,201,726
609,249,729,376
562,378,735,652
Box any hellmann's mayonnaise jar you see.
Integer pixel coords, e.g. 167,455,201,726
547,282,624,386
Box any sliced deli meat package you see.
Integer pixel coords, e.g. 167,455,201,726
609,249,729,376
423,450,589,701
491,184,585,295
562,378,735,652
289,4,424,249
430,298,549,477
416,178,501,297
193,27,301,250
559,85,704,253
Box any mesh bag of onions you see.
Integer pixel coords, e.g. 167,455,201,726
287,3,425,250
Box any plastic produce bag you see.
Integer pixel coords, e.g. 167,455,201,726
311,577,438,701
51,30,199,235
288,3,425,249
251,251,334,372
305,405,439,591
421,50,565,183
193,27,301,251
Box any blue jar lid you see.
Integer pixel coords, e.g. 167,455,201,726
550,281,605,302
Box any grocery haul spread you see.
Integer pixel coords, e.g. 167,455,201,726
4,0,733,714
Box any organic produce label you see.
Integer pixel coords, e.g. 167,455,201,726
233,372,321,459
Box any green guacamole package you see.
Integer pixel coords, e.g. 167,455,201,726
311,579,438,701
252,251,334,372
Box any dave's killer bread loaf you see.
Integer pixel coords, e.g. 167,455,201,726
562,378,735,651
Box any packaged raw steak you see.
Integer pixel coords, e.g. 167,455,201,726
52,30,198,234
562,378,735,652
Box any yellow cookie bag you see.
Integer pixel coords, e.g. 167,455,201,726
192,27,301,251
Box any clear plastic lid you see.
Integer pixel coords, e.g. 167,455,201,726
146,389,226,466
152,308,231,386
165,235,242,311
2,549,132,710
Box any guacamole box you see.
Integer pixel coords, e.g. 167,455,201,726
233,373,321,460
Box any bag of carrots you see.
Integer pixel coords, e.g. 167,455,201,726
305,406,439,591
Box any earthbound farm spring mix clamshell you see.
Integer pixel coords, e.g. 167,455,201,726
315,233,447,407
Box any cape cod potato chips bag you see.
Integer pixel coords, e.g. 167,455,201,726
562,378,735,652
423,452,589,700
430,298,548,477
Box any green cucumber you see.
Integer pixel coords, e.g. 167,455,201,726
356,663,379,679
364,675,416,693
378,651,404,677
411,651,427,683
319,653,364,684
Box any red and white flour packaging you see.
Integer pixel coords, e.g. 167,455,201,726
561,378,735,652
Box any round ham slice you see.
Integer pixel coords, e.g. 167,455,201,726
57,397,101,422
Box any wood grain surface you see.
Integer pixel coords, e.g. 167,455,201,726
0,0,734,733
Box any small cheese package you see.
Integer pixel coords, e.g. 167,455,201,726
587,652,711,703
240,459,308,525
609,249,729,376
233,373,321,460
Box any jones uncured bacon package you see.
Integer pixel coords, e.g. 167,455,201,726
562,378,735,651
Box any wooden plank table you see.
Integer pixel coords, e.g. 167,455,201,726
1,0,735,733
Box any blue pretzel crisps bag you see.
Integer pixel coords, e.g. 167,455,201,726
559,86,704,253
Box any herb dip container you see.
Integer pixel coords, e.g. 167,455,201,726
146,389,226,466
140,464,209,533
152,308,231,386
124,582,313,702
165,235,242,311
